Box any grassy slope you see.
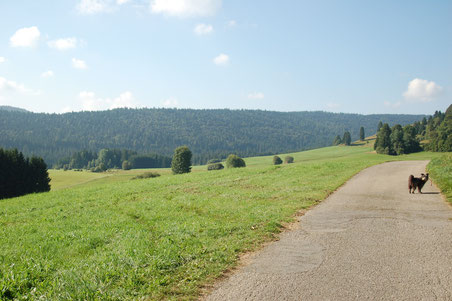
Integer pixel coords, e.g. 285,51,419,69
0,144,444,300
427,153,452,203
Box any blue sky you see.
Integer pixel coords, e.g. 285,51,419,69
0,0,450,114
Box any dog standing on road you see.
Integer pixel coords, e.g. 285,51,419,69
408,173,429,194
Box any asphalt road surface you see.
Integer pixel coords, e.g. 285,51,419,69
206,161,452,300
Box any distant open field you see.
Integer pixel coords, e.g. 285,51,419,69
1,142,446,300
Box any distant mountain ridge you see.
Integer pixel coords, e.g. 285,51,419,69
0,105,29,113
0,108,425,166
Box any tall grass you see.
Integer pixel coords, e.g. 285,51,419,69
428,153,452,203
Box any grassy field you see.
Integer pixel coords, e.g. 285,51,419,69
0,144,446,300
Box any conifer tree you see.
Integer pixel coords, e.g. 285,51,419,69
359,127,365,141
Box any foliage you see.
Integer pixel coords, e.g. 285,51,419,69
359,127,365,141
128,154,171,169
171,146,192,174
273,156,283,165
428,153,452,203
122,160,132,170
424,105,452,152
207,163,224,170
332,135,342,145
284,155,294,164
225,154,246,168
0,108,426,166
0,148,50,199
375,122,421,155
131,171,161,179
207,159,222,164
342,131,351,146
0,145,439,299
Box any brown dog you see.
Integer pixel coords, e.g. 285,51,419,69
408,173,429,194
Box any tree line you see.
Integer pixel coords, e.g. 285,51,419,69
0,108,425,166
374,105,451,154
55,149,172,171
0,148,50,199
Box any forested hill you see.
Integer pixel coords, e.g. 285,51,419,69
0,108,425,166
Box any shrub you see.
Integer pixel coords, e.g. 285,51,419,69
273,156,283,165
207,163,224,171
284,156,294,164
122,160,132,170
132,172,161,180
171,146,192,174
225,154,246,168
207,158,222,164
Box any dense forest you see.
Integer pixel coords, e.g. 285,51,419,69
0,108,426,166
0,148,50,199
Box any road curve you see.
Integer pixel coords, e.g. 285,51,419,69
206,161,452,300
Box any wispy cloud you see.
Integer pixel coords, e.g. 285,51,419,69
0,77,39,95
194,23,213,35
213,53,229,66
77,0,111,14
227,20,236,27
383,101,402,108
403,78,442,102
10,26,40,47
248,92,264,99
41,70,54,78
79,91,138,111
151,0,222,17
48,38,78,50
72,58,88,69
0,57,5,63
161,97,179,108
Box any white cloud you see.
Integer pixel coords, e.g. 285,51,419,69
161,97,179,108
403,78,442,102
79,91,138,111
0,77,39,95
248,92,264,99
194,23,213,35
72,58,88,69
213,53,229,66
77,0,111,14
48,38,77,50
41,70,54,78
10,26,40,47
0,57,5,63
151,0,221,17
117,0,130,4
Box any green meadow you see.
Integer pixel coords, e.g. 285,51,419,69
0,143,448,300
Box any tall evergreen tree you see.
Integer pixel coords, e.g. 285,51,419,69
359,127,365,141
343,131,352,146
171,146,192,174
377,121,383,132
375,123,392,154
390,124,404,155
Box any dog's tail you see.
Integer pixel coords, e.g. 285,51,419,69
408,175,414,187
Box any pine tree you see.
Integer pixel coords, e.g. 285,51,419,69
375,123,392,154
171,146,192,174
359,127,365,141
343,131,351,146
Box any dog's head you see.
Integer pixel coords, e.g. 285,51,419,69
421,173,429,181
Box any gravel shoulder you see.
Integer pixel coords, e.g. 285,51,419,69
205,161,452,300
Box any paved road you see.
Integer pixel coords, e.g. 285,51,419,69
206,161,452,300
